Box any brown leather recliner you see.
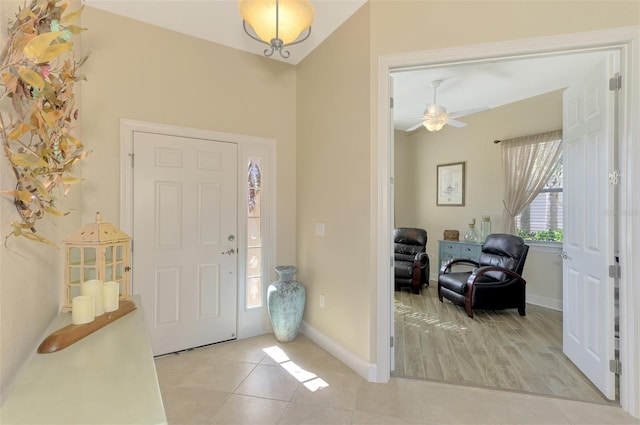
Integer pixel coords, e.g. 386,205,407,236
438,233,529,318
394,228,430,294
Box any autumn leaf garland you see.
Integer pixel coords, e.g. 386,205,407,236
0,0,90,246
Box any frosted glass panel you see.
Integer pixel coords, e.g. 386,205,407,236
69,285,81,300
84,268,96,281
246,277,262,309
69,247,81,265
84,248,96,265
248,218,261,247
105,246,113,263
69,267,81,284
247,248,261,277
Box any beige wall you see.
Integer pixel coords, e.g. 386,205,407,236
393,130,416,226
0,1,83,403
296,5,372,361
394,90,564,305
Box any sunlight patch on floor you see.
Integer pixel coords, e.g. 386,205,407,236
262,345,330,392
395,299,468,331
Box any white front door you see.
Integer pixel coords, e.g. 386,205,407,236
562,55,616,399
132,131,238,356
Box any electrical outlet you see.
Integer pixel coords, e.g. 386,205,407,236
315,223,325,236
319,294,325,308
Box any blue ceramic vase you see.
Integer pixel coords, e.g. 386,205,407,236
267,266,306,342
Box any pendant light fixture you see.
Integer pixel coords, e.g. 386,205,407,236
423,104,449,132
239,0,315,59
423,80,448,132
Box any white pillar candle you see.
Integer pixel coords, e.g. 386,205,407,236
81,279,105,316
71,296,95,325
103,281,120,313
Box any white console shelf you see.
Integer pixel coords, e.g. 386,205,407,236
0,295,166,425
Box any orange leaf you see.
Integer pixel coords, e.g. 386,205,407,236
0,190,34,204
1,73,18,93
6,123,30,140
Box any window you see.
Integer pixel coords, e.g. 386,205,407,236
246,158,263,309
516,157,563,242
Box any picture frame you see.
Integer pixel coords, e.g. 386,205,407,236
437,162,465,206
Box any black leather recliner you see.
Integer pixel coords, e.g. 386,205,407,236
394,228,430,294
438,233,529,318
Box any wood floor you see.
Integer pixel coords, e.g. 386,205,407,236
393,285,610,404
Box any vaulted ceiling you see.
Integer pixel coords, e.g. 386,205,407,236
84,1,610,131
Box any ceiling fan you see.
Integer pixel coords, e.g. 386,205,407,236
406,80,489,132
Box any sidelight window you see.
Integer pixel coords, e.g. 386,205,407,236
246,158,263,309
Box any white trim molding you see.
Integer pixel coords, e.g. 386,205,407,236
300,321,375,382
376,26,640,418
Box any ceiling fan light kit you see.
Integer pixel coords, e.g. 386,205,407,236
405,79,489,132
423,103,448,132
239,0,315,58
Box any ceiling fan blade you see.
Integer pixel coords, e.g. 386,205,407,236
448,106,489,119
446,119,467,128
405,122,424,132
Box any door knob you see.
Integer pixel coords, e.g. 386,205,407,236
221,248,236,255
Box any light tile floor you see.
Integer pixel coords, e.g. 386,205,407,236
155,333,640,425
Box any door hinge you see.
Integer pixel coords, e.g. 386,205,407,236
390,256,394,268
128,153,134,168
609,264,621,279
390,97,394,108
390,336,394,348
609,74,622,91
609,359,622,374
608,170,621,185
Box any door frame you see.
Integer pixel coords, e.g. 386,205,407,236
375,26,640,417
120,119,277,340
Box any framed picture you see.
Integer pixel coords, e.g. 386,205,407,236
437,162,465,206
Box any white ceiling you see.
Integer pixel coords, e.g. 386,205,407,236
83,1,609,131
392,51,610,132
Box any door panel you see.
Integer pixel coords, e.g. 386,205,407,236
133,131,238,356
562,55,615,399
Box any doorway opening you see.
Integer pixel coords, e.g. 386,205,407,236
390,49,618,403
375,26,640,418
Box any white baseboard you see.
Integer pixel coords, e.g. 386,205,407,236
300,321,376,382
527,294,562,311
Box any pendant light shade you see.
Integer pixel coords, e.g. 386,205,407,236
423,104,448,132
239,0,314,58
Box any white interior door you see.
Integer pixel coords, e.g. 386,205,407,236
132,131,238,356
562,54,616,399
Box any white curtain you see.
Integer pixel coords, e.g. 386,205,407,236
501,129,563,234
